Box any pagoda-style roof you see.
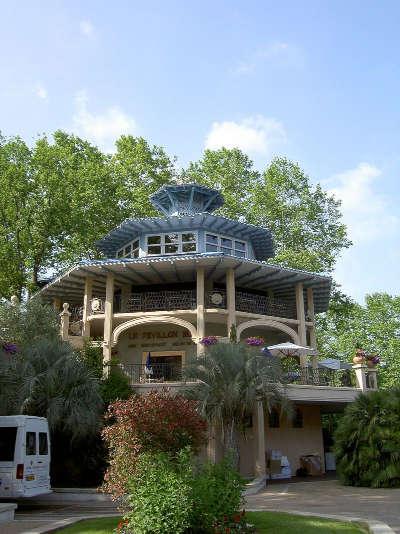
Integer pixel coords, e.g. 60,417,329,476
150,183,224,216
96,213,274,261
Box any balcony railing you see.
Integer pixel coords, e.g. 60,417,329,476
117,363,183,384
113,362,359,389
284,367,354,388
87,290,296,319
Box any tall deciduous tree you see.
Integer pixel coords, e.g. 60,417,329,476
185,150,350,273
0,132,176,298
317,292,400,389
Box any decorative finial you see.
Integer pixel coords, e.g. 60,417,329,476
10,295,19,306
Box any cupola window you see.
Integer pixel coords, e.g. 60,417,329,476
205,233,247,258
146,232,197,255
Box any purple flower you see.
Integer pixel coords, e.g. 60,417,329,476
371,355,380,365
245,337,265,346
200,336,218,346
2,342,18,354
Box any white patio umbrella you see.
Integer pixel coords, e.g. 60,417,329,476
266,342,316,358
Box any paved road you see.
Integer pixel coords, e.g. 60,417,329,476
0,501,119,534
246,478,400,532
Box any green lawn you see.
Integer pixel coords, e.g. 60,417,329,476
58,512,368,533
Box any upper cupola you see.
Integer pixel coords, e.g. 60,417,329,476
150,183,224,217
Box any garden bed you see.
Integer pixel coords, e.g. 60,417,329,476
56,511,368,533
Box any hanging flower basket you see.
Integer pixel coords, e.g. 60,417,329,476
200,336,218,346
245,336,265,347
366,354,380,368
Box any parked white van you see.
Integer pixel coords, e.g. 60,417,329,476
0,416,51,498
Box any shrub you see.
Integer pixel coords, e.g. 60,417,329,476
102,390,207,497
124,450,193,534
190,455,245,532
100,363,131,405
334,388,400,487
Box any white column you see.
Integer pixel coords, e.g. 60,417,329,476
307,287,318,369
253,400,266,479
82,277,93,337
103,273,114,365
226,267,236,337
353,363,368,391
196,266,205,355
60,303,71,341
295,282,307,367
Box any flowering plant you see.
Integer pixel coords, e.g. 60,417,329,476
200,335,219,346
1,341,18,354
366,353,380,365
245,336,264,347
213,510,256,533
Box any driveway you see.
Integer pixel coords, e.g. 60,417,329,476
246,478,400,532
0,500,118,534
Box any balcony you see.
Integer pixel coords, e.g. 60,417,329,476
114,362,362,390
88,289,296,319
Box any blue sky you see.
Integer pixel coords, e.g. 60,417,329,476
1,0,399,302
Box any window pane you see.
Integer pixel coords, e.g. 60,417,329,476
235,250,245,258
206,234,218,244
117,250,123,258
39,433,48,455
26,432,36,455
124,245,131,256
221,238,232,248
165,233,179,243
182,232,196,242
165,244,178,254
132,249,139,258
148,235,161,245
182,242,196,252
148,245,161,255
132,239,139,249
234,241,245,251
0,427,17,461
221,247,232,255
206,244,218,252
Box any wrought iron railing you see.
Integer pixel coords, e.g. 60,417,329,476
117,362,183,384
114,290,197,313
283,367,354,387
235,290,296,319
88,290,296,318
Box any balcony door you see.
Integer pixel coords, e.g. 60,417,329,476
142,350,185,382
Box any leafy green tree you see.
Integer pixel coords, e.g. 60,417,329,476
184,343,289,467
185,151,350,273
0,132,176,298
0,300,102,438
317,292,400,389
334,388,400,487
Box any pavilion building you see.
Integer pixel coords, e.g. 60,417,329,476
37,183,377,479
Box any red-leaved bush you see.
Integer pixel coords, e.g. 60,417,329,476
102,389,207,497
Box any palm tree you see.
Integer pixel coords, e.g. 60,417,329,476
0,338,103,439
184,342,290,467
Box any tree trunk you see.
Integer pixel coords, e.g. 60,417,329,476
223,420,240,472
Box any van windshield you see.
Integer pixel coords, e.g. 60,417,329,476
0,427,17,462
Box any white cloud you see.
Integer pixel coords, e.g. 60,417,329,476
233,42,303,75
328,163,399,242
204,115,286,155
80,20,95,37
35,84,47,99
72,91,137,151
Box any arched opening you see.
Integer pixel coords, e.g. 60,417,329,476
111,316,197,384
237,319,300,345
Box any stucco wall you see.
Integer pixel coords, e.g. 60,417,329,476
265,405,325,474
116,324,197,365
